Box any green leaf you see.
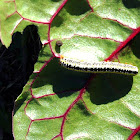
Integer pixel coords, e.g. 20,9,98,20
0,0,139,139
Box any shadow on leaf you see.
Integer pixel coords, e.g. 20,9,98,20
64,0,91,15
31,58,90,97
131,33,140,59
86,73,133,105
51,15,64,27
122,0,140,8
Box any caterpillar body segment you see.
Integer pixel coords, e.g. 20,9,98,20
60,55,138,76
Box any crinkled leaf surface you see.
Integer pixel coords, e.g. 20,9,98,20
0,0,140,139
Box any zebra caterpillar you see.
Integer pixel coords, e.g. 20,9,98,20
60,55,138,75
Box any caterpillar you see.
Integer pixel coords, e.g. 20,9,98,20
60,55,138,75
